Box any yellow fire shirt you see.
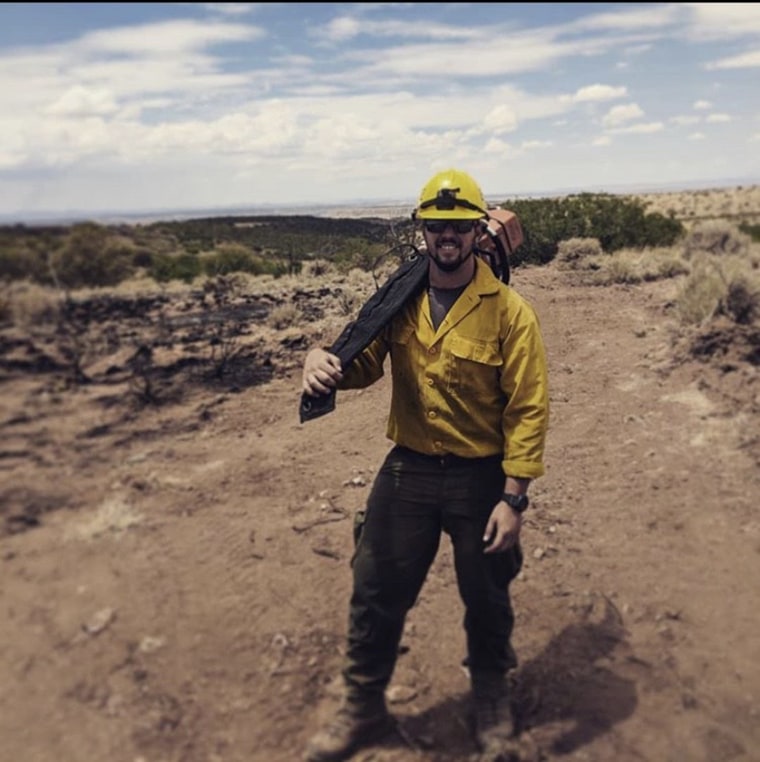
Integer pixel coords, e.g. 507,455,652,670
339,258,549,478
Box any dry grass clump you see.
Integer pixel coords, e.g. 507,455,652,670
675,252,760,325
345,267,374,292
335,289,362,316
1,281,62,328
372,254,409,284
268,302,301,329
589,247,690,285
555,238,603,269
561,221,759,306
682,220,752,259
109,272,171,297
557,238,689,285
300,258,337,278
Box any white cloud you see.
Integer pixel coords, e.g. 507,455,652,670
201,3,262,17
682,3,760,40
342,21,658,83
576,5,680,31
1,3,759,217
482,137,515,159
322,16,362,42
0,26,266,121
602,103,645,128
610,122,665,134
319,16,480,44
688,132,707,140
482,104,519,135
623,43,653,56
705,50,760,69
705,113,732,123
565,84,628,103
77,19,263,56
45,85,119,117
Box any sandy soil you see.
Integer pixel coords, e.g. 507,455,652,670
1,250,759,762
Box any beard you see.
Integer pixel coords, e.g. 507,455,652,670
430,247,473,273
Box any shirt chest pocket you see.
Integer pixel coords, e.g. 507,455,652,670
447,335,503,394
389,321,418,382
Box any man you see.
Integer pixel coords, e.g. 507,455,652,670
301,168,550,761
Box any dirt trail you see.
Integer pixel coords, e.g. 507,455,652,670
1,262,759,762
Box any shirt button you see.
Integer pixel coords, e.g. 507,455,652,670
426,378,434,386
428,346,437,355
428,410,437,419
434,441,442,449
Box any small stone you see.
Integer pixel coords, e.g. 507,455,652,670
83,607,116,635
386,685,417,704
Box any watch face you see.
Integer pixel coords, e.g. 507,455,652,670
504,493,529,512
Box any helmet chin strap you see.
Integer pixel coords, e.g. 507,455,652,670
430,248,473,273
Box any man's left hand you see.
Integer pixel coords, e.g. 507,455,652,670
483,501,522,553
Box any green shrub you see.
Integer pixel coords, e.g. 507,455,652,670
201,243,292,278
202,243,258,275
723,275,760,324
505,194,684,266
149,252,202,283
0,237,58,283
132,249,153,268
738,222,760,243
49,223,135,288
0,246,41,281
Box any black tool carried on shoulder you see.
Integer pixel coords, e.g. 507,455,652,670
298,248,428,423
298,208,524,423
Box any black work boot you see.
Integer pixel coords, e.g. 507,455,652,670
304,693,393,762
471,671,517,761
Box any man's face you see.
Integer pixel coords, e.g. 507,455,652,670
422,219,478,273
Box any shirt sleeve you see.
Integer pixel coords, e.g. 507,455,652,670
337,329,390,390
499,294,550,479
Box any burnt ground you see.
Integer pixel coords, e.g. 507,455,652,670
1,260,759,762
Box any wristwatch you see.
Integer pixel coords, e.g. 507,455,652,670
502,492,530,513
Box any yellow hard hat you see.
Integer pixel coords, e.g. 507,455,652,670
414,168,488,220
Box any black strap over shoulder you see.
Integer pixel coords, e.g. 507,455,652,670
299,251,429,423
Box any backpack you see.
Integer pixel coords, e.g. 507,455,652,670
474,208,524,285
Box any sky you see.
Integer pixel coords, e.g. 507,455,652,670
1,2,760,222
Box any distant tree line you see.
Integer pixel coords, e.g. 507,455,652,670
0,195,686,289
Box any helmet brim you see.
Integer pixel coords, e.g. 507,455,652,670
415,206,486,220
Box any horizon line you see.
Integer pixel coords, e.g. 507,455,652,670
3,176,759,227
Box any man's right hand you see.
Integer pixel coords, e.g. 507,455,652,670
302,348,343,396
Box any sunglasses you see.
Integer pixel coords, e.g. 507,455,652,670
423,219,477,234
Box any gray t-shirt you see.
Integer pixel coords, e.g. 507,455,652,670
428,284,467,330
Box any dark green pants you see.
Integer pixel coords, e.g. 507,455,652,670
344,445,523,700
